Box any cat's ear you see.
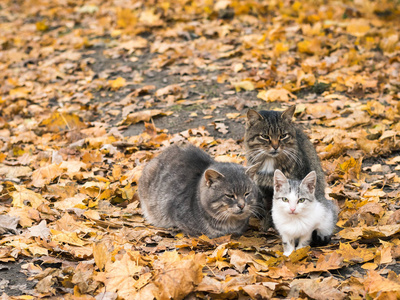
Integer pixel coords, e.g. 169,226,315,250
246,109,263,127
273,169,288,192
205,169,225,187
301,171,316,193
281,105,296,121
245,162,260,178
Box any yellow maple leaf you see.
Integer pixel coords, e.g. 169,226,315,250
11,186,47,209
346,19,370,37
336,243,375,263
297,39,321,55
36,20,49,31
109,77,126,90
40,112,86,132
105,253,143,298
93,241,111,271
232,80,255,92
50,229,86,247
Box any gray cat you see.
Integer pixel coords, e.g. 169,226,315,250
272,170,337,255
138,144,260,238
244,105,337,242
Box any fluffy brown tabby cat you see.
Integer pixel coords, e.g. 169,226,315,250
138,144,260,238
244,105,337,245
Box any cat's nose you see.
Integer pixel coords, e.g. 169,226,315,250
237,203,245,210
271,141,279,150
290,207,296,213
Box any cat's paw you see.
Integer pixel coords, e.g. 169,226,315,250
283,251,292,256
310,230,331,246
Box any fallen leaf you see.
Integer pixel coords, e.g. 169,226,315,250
232,80,255,91
11,186,48,209
118,110,171,125
40,112,86,132
28,220,51,239
290,277,346,300
257,88,296,102
0,215,20,234
108,77,126,90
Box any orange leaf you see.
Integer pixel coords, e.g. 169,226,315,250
40,112,86,132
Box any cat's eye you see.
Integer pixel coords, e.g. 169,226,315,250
225,194,235,199
244,192,250,198
281,197,289,202
259,134,270,141
280,133,290,140
298,198,306,203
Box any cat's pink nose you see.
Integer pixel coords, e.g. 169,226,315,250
290,208,296,213
237,203,245,210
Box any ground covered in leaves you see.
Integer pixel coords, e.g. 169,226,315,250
1,0,400,299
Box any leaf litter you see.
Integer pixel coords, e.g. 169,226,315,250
0,0,400,299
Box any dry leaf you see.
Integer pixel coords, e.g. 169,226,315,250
257,88,296,102
0,215,20,235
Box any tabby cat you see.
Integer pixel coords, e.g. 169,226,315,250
138,144,260,238
272,170,337,256
244,105,337,241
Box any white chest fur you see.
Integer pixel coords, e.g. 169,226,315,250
260,159,275,174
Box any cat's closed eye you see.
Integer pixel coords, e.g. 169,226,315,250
259,134,270,142
280,133,290,140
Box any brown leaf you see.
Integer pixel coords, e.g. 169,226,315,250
290,277,346,300
243,284,275,299
154,253,205,300
364,270,400,297
72,262,97,294
105,253,144,298
118,109,171,125
229,249,254,273
155,84,182,97
31,164,64,187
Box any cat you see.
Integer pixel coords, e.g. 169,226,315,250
244,105,337,239
272,169,337,256
138,144,260,238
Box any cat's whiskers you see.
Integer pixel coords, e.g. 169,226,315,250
249,205,264,219
247,149,269,168
213,210,230,230
283,149,303,167
247,148,266,163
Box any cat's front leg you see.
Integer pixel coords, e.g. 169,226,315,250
295,233,312,251
282,236,295,256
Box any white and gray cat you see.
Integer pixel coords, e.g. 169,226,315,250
272,169,337,256
138,144,260,238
